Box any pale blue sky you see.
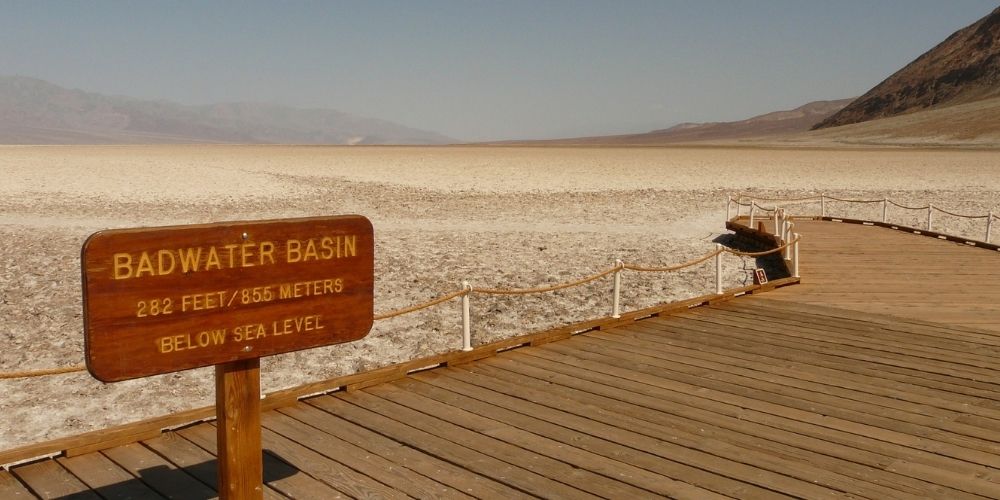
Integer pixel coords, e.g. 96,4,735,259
2,1,996,140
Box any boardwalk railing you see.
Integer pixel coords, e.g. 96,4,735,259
728,193,997,246
3,227,798,381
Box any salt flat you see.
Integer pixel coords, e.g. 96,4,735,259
1,145,998,451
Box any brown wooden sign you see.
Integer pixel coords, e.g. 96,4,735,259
82,215,374,382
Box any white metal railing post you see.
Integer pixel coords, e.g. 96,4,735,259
821,195,826,217
461,281,472,351
715,244,723,294
785,222,794,260
773,208,780,237
882,198,888,223
988,212,994,243
928,205,933,231
612,260,623,318
792,233,800,278
749,201,756,228
726,196,732,221
735,195,742,219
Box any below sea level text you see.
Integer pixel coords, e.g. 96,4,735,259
156,314,325,354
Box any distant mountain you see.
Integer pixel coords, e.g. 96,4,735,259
815,6,1000,129
507,98,853,145
0,76,454,145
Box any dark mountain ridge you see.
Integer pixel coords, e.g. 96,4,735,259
815,6,1000,129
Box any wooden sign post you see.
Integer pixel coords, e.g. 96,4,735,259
81,215,375,499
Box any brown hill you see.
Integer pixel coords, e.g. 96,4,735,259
509,98,853,145
815,6,1000,129
794,94,1000,147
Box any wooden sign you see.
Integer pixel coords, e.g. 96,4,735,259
82,215,374,382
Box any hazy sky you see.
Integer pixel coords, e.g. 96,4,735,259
2,1,997,141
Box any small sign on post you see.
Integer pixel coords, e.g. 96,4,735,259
82,215,375,499
753,268,768,285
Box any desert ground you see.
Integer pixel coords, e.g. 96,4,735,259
1,144,999,452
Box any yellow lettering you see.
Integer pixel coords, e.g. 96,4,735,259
156,250,176,276
259,241,276,265
205,246,222,270
135,252,155,278
287,239,301,263
344,235,356,257
113,253,133,280
240,243,255,267
302,239,318,261
320,237,334,259
223,244,239,268
178,247,202,273
157,336,173,353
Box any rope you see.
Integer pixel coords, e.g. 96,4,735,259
823,196,882,204
732,193,821,203
471,266,619,295
623,248,722,272
373,288,468,320
931,206,990,219
0,364,86,379
887,200,930,210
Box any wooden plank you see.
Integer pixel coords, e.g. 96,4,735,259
143,429,310,500
672,309,1000,376
616,321,1000,419
332,390,642,499
57,452,162,500
261,410,469,499
306,394,602,499
11,459,101,499
424,362,945,500
713,300,1000,350
636,317,1000,405
101,443,217,499
660,314,1000,385
176,423,360,499
570,332,1000,450
0,469,37,498
366,380,730,499
501,348,1000,497
718,299,1000,347
539,339,1000,469
407,368,905,499
276,403,526,500
467,354,978,499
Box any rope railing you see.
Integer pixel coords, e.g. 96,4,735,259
0,364,86,379
3,233,792,379
728,192,995,242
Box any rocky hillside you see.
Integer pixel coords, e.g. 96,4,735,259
815,6,1000,129
0,76,454,145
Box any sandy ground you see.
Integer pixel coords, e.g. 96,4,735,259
1,145,999,453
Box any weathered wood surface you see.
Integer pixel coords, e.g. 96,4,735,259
5,219,999,497
757,219,1000,332
7,297,1000,498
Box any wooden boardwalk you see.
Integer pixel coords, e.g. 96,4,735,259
764,219,1000,332
3,219,1000,498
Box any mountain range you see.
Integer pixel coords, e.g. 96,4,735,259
815,6,1000,129
0,76,453,145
